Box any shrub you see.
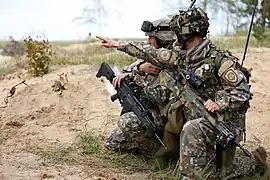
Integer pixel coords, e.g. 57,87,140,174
23,36,54,76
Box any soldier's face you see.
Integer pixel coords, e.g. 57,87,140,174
147,36,158,49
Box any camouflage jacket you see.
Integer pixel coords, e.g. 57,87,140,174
117,42,184,118
117,39,252,138
122,59,158,87
118,43,182,128
121,59,166,128
117,41,185,70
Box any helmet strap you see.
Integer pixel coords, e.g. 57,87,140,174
154,37,162,48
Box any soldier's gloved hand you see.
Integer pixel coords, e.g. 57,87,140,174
96,36,120,48
112,73,130,88
138,62,161,74
204,99,220,113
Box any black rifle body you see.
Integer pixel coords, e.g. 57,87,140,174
96,62,167,148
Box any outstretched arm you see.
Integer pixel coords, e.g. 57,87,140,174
96,36,183,69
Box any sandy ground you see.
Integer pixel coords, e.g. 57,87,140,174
0,46,270,180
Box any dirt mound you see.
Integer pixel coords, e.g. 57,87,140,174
0,65,122,179
0,48,270,179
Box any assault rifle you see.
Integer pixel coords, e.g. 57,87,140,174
96,62,167,149
159,70,251,157
179,83,251,157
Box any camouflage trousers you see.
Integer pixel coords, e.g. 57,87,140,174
179,117,259,180
105,112,160,156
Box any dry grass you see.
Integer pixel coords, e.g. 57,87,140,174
26,129,270,180
1,36,270,179
0,43,135,77
1,35,270,77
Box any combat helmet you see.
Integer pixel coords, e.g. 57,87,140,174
169,7,209,45
141,18,175,43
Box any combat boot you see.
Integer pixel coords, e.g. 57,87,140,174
153,154,168,170
252,146,268,172
153,149,180,170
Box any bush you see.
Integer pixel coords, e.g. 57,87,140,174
1,36,25,57
23,36,54,77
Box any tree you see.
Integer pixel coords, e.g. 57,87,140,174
161,0,230,34
261,0,270,27
224,0,270,41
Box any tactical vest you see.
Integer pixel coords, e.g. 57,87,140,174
186,48,251,142
188,49,223,101
188,48,252,102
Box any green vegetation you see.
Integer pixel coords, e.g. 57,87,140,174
1,34,270,78
27,130,270,180
23,36,54,77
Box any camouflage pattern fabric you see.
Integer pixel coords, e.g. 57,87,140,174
119,17,178,87
179,118,258,180
105,59,167,156
105,112,160,156
105,65,185,161
122,58,158,87
184,39,251,137
169,7,209,40
144,18,175,42
115,38,264,178
106,18,184,158
122,59,144,73
178,40,259,179
117,41,185,69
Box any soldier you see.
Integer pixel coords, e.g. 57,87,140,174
105,18,184,169
97,7,268,179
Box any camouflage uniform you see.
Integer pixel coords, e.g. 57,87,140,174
177,38,256,179
105,18,182,157
115,7,267,180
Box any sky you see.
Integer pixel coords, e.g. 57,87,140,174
0,0,232,41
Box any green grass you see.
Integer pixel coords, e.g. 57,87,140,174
0,43,135,77
51,48,135,70
26,130,270,180
74,130,101,155
1,35,270,179
0,37,147,47
0,35,269,78
212,35,270,50
28,140,82,165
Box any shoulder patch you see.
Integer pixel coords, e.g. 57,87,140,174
218,59,234,76
218,59,244,86
223,69,239,84
158,49,172,62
